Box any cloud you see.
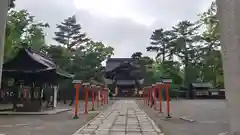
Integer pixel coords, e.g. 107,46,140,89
15,0,212,58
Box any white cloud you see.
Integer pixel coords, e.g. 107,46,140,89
73,0,156,26
15,0,213,58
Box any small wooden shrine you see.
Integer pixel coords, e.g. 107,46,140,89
0,48,73,112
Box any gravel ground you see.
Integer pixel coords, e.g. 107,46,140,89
137,99,229,135
0,100,115,135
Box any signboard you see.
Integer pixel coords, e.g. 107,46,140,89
82,83,90,86
211,92,219,96
156,82,163,85
72,80,82,84
196,91,209,96
162,79,172,83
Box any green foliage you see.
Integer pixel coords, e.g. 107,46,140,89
53,15,89,49
147,29,175,62
5,10,49,61
131,52,142,59
4,1,224,101
145,2,223,88
4,9,114,100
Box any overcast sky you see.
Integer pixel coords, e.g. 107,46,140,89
15,0,212,58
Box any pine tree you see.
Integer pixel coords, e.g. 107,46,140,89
54,15,89,49
9,0,15,10
146,28,174,62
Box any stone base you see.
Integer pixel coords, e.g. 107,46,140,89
0,108,71,115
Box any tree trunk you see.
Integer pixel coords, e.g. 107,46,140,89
0,0,9,89
217,0,240,134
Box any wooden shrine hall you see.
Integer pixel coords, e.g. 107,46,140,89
104,58,144,97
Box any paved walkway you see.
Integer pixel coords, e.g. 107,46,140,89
73,100,164,135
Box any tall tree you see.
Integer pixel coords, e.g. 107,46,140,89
199,1,223,87
9,0,15,10
170,21,200,86
54,15,89,49
147,29,174,62
199,1,220,66
73,41,114,81
131,52,142,59
199,1,219,48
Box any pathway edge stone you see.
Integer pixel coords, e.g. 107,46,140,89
180,116,196,123
71,111,104,135
142,110,162,133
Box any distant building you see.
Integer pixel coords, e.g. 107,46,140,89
104,58,143,97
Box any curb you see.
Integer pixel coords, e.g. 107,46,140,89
0,108,72,115
71,102,116,135
72,111,104,135
180,116,195,123
138,107,164,134
218,132,228,135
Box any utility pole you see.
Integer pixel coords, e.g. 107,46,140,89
0,0,9,89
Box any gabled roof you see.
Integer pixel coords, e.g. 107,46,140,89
3,48,73,78
90,80,105,86
105,58,138,72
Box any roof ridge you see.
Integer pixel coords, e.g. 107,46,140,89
26,48,54,62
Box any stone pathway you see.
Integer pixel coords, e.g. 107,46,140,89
73,100,164,135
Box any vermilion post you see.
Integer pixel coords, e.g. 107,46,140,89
106,90,109,104
102,91,104,105
101,90,104,106
147,89,149,105
158,85,162,113
143,89,145,104
146,89,148,105
73,83,80,119
149,88,152,107
97,90,100,108
105,91,107,104
84,86,89,114
153,86,157,110
165,85,171,118
91,87,95,111
102,91,105,104
104,91,106,104
145,89,149,105
148,89,150,106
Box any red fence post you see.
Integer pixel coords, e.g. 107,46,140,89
72,80,82,119
148,88,151,106
101,90,104,106
143,88,146,104
145,88,148,104
106,89,109,104
83,83,89,114
153,84,157,110
165,84,171,118
104,90,106,104
158,85,162,113
91,85,95,111
149,88,152,107
147,89,149,105
73,84,80,119
97,89,100,108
